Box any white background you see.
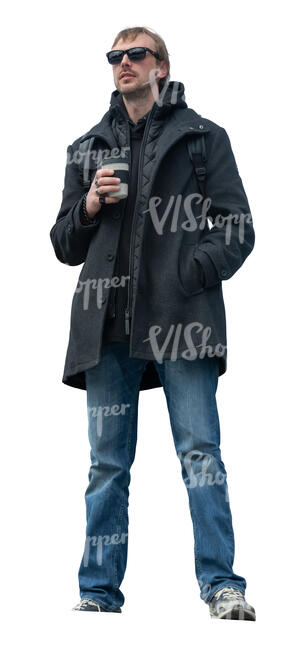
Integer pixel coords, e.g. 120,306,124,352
1,0,304,647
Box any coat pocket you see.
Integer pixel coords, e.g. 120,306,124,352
178,243,205,296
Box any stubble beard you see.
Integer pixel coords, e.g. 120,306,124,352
118,76,157,101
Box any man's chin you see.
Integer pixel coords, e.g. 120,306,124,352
120,83,147,98
120,80,154,97
121,79,137,87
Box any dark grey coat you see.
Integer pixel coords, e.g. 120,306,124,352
49,80,255,391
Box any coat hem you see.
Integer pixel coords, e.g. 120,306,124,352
62,347,227,391
62,356,102,390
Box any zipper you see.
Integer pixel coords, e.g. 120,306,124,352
124,122,132,334
124,105,156,335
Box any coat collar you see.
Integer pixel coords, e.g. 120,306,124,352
79,80,208,144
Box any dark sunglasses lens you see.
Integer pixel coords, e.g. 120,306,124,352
128,48,146,60
108,51,123,64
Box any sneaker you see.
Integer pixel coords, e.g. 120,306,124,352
209,587,256,620
72,599,121,612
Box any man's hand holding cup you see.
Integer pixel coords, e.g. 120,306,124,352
85,155,129,219
85,169,121,219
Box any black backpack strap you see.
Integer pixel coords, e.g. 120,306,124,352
78,136,95,188
187,134,207,198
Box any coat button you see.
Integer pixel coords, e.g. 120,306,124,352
101,297,106,304
199,124,204,129
112,213,121,219
221,269,227,277
107,253,114,261
67,224,72,233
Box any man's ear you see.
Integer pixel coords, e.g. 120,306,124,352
157,61,168,81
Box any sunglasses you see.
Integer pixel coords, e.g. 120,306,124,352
106,46,162,65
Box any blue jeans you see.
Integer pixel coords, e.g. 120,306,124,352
78,342,246,611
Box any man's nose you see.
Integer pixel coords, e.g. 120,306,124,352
121,52,130,65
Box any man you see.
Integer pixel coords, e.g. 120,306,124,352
50,26,256,620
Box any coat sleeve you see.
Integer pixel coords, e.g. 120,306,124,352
49,143,101,266
193,126,255,287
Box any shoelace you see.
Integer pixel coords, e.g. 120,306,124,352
213,587,245,602
75,599,101,610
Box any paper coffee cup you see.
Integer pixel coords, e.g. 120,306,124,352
102,158,129,199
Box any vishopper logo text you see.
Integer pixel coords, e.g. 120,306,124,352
142,322,227,363
142,193,252,244
75,275,130,310
143,195,212,234
88,403,131,438
83,533,128,568
66,145,130,167
178,450,229,501
148,74,183,107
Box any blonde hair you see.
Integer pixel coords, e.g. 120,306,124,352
111,26,170,91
